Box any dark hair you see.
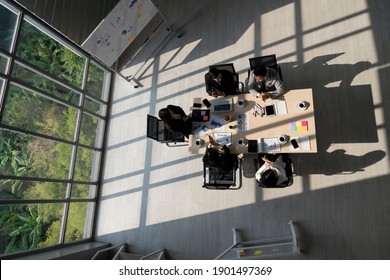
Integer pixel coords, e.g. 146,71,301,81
253,65,267,77
209,67,220,79
204,147,220,167
158,108,170,120
260,169,278,186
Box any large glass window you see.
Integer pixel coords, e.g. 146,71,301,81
1,84,78,141
11,61,81,105
0,53,10,74
0,2,19,52
0,0,111,258
15,18,86,89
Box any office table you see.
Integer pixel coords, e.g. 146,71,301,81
188,88,317,154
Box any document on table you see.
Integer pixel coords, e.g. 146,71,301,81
237,113,249,131
258,138,281,153
214,132,232,146
275,101,288,115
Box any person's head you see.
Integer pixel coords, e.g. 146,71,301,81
209,67,222,81
206,148,220,167
260,169,278,186
253,65,267,83
158,108,170,120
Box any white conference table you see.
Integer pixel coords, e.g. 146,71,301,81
188,88,317,154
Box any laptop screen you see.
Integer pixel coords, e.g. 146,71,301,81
212,98,233,113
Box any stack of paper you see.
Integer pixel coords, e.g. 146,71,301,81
258,138,281,153
237,113,249,131
214,132,232,146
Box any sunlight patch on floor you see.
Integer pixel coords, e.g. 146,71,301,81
145,178,256,226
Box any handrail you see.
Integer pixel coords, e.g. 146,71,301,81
140,248,166,260
91,243,125,260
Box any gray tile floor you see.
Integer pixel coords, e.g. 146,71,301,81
95,0,390,259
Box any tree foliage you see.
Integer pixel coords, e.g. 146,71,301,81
0,17,107,256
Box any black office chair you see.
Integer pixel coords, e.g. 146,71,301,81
255,153,294,188
146,114,188,147
203,157,242,190
248,54,283,81
209,63,244,94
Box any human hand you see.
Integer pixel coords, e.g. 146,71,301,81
215,89,223,96
261,156,272,166
260,92,269,101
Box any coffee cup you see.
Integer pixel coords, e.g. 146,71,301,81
195,138,203,148
278,134,289,144
237,99,246,108
298,101,308,110
237,137,247,147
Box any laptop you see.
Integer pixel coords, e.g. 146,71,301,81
211,98,234,113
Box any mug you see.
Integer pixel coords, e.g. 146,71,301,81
237,137,247,147
237,99,246,108
298,101,308,110
278,134,289,144
195,138,203,148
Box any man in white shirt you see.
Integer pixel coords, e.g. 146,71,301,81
248,65,286,101
255,154,287,186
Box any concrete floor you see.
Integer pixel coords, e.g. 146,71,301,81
95,0,390,259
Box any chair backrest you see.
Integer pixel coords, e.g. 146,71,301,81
147,114,165,142
248,54,283,80
249,54,277,70
147,114,185,143
209,63,239,86
203,157,242,190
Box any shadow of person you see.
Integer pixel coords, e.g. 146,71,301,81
293,149,386,176
283,53,372,89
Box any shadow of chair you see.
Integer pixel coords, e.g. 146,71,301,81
255,154,294,188
203,158,243,190
209,63,245,94
147,114,188,147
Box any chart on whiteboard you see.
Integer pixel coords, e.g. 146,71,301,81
82,0,158,66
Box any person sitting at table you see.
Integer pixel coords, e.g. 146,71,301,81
248,65,286,101
203,136,238,175
205,67,237,98
255,154,287,186
158,105,192,138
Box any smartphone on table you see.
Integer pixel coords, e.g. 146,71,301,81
290,138,299,149
202,98,212,108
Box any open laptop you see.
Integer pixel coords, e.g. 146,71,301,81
211,98,234,113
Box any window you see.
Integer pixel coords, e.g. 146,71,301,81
0,0,111,257
0,1,19,52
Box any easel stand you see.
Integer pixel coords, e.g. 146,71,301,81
118,0,181,87
215,220,300,260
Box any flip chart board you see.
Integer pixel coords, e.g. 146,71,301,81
82,0,158,66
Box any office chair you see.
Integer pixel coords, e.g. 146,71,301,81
203,157,242,190
208,63,245,94
248,54,283,81
255,154,294,188
146,114,188,147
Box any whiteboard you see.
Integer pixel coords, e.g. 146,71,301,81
82,0,158,67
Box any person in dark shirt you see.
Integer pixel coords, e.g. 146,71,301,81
205,67,237,98
158,105,192,138
203,136,238,177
